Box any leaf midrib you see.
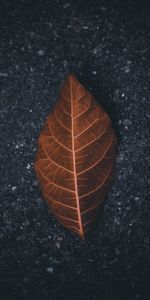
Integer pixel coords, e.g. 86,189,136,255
70,77,84,238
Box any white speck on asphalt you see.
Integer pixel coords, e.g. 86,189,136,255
46,267,53,274
26,163,31,170
92,70,97,75
37,50,45,56
12,186,17,191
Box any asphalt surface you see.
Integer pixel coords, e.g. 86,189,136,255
0,1,150,300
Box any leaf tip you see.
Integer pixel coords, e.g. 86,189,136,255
66,73,76,81
66,73,80,91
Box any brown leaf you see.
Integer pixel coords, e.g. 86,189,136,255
34,74,117,239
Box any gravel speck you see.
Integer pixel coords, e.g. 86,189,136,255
11,186,17,191
55,242,61,249
46,267,54,274
26,163,31,170
37,49,45,56
92,70,97,75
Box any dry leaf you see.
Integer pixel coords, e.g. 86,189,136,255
34,74,117,239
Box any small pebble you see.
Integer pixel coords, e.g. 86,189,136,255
55,242,60,249
37,50,45,56
124,66,130,73
83,25,89,29
135,197,140,201
12,186,17,191
26,163,31,170
92,70,97,75
46,267,53,274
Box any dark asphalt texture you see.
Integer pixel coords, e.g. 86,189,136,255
0,1,150,300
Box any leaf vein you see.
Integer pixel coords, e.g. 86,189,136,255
48,123,72,152
40,142,73,173
80,163,113,199
36,166,75,193
77,137,114,175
